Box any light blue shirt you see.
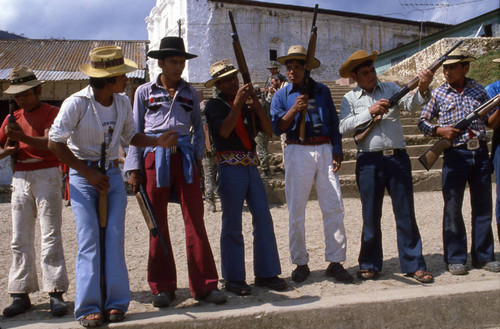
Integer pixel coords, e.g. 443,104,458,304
123,75,204,172
339,81,429,152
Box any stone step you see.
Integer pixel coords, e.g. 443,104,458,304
262,169,443,201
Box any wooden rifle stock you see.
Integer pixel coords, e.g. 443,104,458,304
7,100,17,173
135,184,169,257
418,95,500,170
228,10,256,137
97,142,107,311
298,4,319,142
354,39,465,143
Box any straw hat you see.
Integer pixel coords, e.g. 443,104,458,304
267,61,280,69
80,46,138,78
276,45,320,69
204,59,239,88
492,58,500,63
442,48,475,65
4,65,45,95
147,36,197,60
338,50,378,78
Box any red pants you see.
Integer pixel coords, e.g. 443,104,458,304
144,152,219,298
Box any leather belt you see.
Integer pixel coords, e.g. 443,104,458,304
453,140,487,151
359,149,406,156
85,159,120,170
286,136,331,146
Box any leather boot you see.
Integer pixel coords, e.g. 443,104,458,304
3,293,31,317
49,292,68,316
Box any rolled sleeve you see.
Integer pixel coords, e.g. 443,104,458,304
49,97,81,144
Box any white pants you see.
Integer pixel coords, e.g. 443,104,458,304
284,143,346,265
8,167,69,293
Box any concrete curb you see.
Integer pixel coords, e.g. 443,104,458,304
2,279,499,329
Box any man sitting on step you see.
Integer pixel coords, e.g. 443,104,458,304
339,49,434,283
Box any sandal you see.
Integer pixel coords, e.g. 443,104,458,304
357,269,378,280
407,270,434,283
79,313,103,327
107,308,125,322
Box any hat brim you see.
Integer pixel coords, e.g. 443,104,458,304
204,68,239,88
277,54,320,69
442,57,475,65
339,51,378,78
493,58,500,63
4,79,44,95
148,49,197,60
80,58,138,78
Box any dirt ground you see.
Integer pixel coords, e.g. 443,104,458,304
0,186,499,325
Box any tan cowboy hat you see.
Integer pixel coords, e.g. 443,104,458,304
276,45,321,69
4,65,45,95
204,59,239,88
80,46,138,78
147,36,197,60
442,48,476,65
339,50,378,78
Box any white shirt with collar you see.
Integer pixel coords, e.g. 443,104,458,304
49,85,137,161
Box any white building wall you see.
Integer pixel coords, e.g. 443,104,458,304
146,0,442,83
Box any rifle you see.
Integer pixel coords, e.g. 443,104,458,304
228,10,256,137
418,95,500,171
7,100,18,173
97,142,107,311
353,39,464,143
135,184,169,257
298,4,319,142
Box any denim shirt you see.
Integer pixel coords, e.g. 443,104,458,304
270,81,342,155
123,75,204,172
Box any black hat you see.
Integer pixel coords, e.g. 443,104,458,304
147,36,197,60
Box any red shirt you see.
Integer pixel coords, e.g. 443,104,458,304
0,103,60,171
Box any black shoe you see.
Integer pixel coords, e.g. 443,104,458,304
49,292,68,316
472,260,500,272
254,276,288,291
224,281,252,296
447,263,467,275
152,291,175,308
291,264,310,283
197,289,227,304
325,262,354,283
3,293,31,317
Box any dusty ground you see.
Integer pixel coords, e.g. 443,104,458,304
0,186,499,326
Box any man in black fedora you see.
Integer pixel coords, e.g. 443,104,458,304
124,36,226,307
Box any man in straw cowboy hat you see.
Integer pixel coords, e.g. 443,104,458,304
204,59,287,296
419,48,500,275
485,57,500,243
339,49,434,283
0,65,69,317
270,45,352,284
123,36,226,308
48,45,178,327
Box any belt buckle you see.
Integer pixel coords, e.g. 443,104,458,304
383,149,394,156
170,146,178,154
466,139,480,150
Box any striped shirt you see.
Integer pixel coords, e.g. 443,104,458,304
418,78,490,147
49,86,137,161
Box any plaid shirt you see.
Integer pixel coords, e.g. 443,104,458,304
418,78,490,147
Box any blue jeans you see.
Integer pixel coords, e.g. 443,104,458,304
217,164,281,281
492,145,500,233
356,151,426,273
69,167,130,320
442,146,494,264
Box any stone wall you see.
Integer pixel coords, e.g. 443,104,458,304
379,37,500,87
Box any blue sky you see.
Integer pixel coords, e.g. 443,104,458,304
0,0,497,40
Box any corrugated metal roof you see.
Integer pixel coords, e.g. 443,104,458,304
0,39,148,80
